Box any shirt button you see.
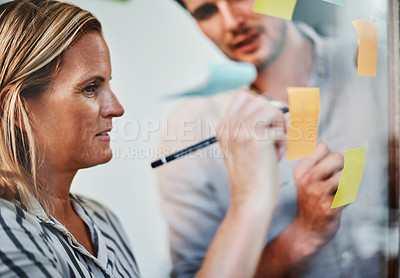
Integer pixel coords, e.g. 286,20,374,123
342,250,353,262
317,65,326,76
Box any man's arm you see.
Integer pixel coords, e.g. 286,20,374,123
196,92,286,278
157,96,227,278
158,92,287,278
255,142,344,277
196,94,285,278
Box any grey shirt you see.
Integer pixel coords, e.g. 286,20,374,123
157,23,388,278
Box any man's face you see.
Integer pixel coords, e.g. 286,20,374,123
183,0,286,68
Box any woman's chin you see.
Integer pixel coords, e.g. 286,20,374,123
80,148,113,168
97,149,113,164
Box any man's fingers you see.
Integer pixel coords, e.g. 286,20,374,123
224,91,250,119
320,171,346,213
217,93,247,141
307,152,344,183
274,136,287,161
219,92,286,143
326,170,342,195
294,141,331,180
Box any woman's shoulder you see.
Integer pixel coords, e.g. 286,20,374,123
0,197,49,244
0,197,41,228
0,198,64,276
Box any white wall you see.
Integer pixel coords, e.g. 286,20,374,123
68,0,224,277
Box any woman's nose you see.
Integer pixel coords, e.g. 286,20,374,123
101,90,124,118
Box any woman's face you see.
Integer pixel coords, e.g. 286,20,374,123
26,32,124,172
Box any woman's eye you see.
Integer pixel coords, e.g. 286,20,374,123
83,84,99,96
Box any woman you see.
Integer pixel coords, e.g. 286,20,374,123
0,0,285,277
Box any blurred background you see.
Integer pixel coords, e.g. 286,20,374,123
3,0,385,277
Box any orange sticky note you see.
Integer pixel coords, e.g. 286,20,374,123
286,87,320,161
253,0,297,20
353,20,378,76
331,147,366,209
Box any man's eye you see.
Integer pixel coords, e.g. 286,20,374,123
193,5,218,20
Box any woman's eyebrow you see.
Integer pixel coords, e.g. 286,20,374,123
74,76,105,90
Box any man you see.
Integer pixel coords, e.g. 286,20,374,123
157,0,388,277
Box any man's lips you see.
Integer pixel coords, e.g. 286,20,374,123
232,33,262,53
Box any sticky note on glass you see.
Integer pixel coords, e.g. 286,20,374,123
331,147,366,209
353,20,378,77
253,0,297,20
166,62,257,99
286,87,319,160
321,0,345,6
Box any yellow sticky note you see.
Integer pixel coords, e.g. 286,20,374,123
286,87,319,160
322,0,345,6
331,147,366,209
253,0,297,20
353,20,378,76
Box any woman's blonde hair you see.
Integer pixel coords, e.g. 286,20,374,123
0,0,102,211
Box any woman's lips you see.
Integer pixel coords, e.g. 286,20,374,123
95,131,110,141
234,33,262,53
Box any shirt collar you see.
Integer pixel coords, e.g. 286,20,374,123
248,22,329,97
295,22,329,83
15,190,52,224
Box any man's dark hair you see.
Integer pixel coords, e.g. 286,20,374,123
175,0,187,9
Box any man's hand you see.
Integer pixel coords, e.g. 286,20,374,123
217,91,286,209
293,141,344,254
255,141,344,278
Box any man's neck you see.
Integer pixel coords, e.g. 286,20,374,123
251,23,314,104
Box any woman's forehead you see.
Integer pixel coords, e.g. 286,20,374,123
56,32,111,84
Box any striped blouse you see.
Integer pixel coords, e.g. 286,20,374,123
0,193,141,277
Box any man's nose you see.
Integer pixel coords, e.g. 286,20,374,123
217,2,244,33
